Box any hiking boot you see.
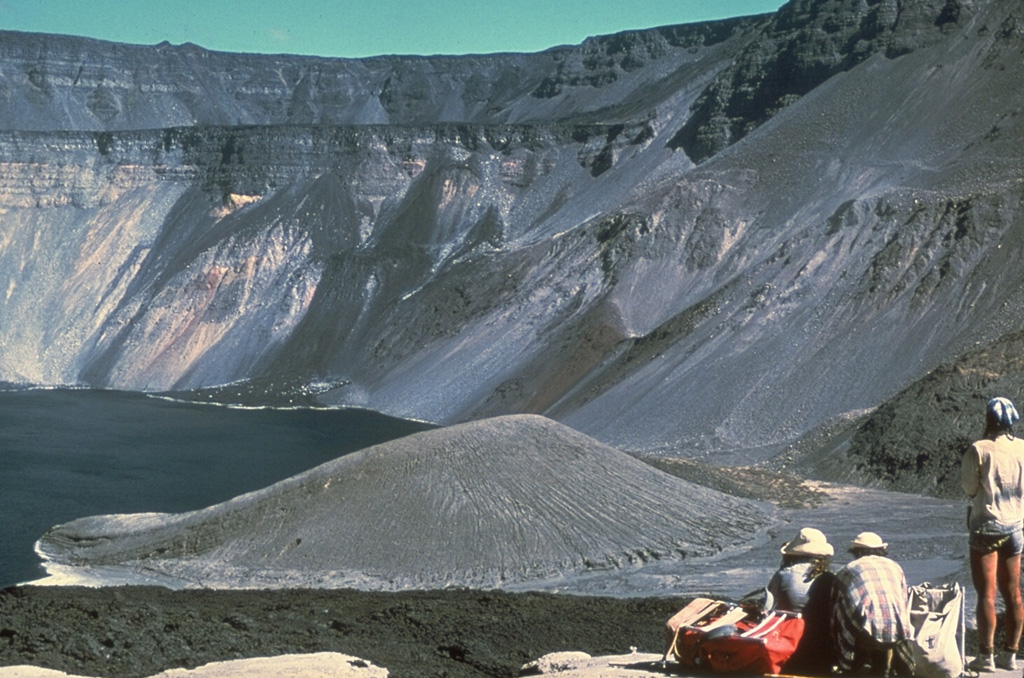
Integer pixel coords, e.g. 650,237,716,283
997,649,1018,670
968,653,995,672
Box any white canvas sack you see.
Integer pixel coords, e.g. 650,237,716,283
907,582,964,678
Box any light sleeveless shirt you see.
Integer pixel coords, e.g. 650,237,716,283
962,433,1024,534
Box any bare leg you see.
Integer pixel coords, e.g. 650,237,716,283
971,547,999,653
996,552,1024,651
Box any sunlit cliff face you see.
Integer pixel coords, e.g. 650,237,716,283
1,0,1024,459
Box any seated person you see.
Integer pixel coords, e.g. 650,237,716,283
769,527,834,611
784,567,840,675
831,532,914,677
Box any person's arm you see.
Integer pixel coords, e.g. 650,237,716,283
962,445,981,497
767,570,782,599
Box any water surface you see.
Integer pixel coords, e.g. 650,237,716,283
0,387,432,587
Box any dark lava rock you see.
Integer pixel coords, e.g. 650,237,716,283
820,330,1024,497
0,586,681,678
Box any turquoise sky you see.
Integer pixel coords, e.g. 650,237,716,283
0,0,786,58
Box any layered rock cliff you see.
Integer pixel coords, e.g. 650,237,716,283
1,0,1023,461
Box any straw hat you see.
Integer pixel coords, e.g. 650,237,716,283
780,527,834,557
849,531,888,551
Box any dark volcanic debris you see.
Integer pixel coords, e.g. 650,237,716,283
0,586,682,678
808,330,1024,497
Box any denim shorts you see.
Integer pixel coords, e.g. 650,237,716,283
970,527,1024,556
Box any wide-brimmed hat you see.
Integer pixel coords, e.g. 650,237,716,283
849,531,887,551
780,527,834,557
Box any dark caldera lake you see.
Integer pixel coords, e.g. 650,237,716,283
0,387,432,587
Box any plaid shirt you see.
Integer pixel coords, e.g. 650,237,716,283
832,555,912,671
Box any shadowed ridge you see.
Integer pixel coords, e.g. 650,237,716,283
36,414,773,589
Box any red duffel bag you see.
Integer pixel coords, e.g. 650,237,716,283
666,599,805,675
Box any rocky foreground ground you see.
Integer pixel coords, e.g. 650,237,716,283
0,586,686,678
0,584,998,678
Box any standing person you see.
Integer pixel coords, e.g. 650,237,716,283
831,532,914,677
769,527,834,612
962,396,1024,671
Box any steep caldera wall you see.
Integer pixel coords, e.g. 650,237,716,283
2,0,1023,461
0,17,762,130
